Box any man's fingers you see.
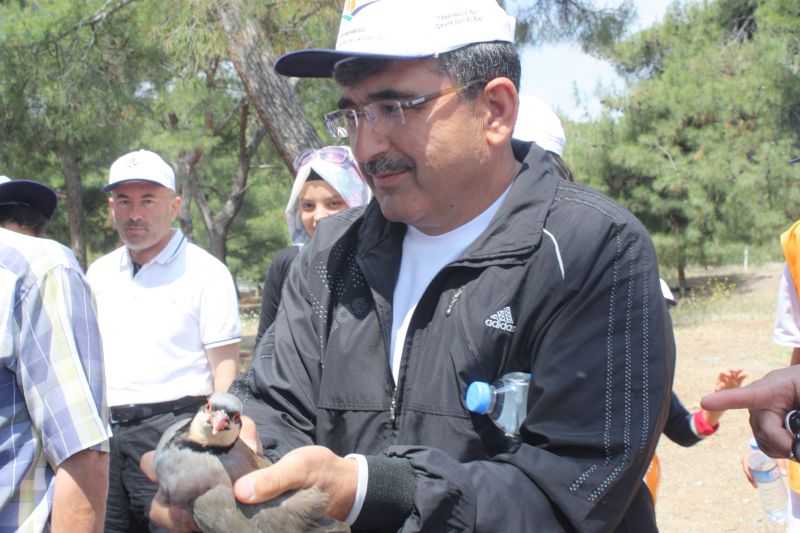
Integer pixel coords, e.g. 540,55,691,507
140,451,157,483
750,409,795,458
239,415,261,454
701,387,760,411
234,454,299,504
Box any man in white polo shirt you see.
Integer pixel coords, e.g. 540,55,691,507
86,149,241,532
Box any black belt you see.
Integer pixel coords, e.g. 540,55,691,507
110,395,206,425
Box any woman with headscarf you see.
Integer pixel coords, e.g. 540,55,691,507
255,146,371,343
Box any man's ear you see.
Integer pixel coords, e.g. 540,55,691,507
108,197,115,222
170,195,182,220
477,77,518,147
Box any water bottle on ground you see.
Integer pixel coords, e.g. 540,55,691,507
748,437,787,523
466,372,531,437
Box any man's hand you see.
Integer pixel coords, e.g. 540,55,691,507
702,366,800,458
233,445,358,521
140,416,356,528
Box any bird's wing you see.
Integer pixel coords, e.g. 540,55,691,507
219,438,271,483
192,485,350,533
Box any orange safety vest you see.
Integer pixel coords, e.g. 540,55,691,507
781,220,800,299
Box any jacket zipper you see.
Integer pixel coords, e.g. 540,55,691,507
389,395,398,428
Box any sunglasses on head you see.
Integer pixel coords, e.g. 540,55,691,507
292,146,354,172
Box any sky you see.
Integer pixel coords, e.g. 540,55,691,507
518,0,676,121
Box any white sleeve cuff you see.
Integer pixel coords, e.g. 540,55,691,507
688,413,704,439
344,453,368,526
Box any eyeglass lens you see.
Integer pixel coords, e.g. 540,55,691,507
293,146,351,170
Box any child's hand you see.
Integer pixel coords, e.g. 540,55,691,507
715,368,746,392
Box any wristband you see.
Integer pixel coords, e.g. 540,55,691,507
692,410,718,436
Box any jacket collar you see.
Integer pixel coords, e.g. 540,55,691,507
357,141,558,265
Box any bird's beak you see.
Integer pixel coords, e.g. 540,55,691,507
209,411,230,435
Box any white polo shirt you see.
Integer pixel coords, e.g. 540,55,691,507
87,229,241,407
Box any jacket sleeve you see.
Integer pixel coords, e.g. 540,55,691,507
254,246,299,347
386,216,674,532
663,392,703,447
232,248,320,462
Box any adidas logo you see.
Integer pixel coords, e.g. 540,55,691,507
485,306,516,332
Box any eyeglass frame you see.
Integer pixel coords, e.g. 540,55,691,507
323,79,485,140
292,146,355,172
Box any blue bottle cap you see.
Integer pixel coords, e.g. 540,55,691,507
466,382,492,414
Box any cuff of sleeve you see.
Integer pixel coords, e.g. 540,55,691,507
343,454,368,525
352,454,416,531
691,410,719,437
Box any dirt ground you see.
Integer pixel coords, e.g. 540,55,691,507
656,262,789,532
239,262,792,531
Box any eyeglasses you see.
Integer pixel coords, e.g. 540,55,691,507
324,80,484,140
292,146,354,172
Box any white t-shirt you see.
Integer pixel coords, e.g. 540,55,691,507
773,264,800,347
87,229,241,406
390,186,510,382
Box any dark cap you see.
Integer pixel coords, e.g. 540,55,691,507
0,176,57,220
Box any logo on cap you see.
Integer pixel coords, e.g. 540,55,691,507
342,0,381,21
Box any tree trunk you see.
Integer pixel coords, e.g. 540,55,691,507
192,100,266,263
57,144,87,269
217,0,323,172
176,148,203,240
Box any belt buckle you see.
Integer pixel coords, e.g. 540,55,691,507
111,405,138,425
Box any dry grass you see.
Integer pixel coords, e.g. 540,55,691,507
237,263,793,530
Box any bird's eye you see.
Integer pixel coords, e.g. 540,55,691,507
205,402,212,412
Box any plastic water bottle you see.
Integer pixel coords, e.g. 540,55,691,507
466,372,531,437
748,437,787,523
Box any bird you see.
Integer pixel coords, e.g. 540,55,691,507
153,392,350,533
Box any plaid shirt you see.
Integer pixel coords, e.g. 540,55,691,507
0,229,110,533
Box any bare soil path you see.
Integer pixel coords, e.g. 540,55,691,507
657,262,788,532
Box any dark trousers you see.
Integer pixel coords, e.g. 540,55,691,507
104,401,202,533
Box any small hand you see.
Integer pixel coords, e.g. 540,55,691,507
714,368,747,392
233,445,358,521
140,416,262,531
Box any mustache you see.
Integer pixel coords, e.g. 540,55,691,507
125,222,148,229
361,156,414,177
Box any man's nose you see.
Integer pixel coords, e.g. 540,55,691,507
350,122,390,166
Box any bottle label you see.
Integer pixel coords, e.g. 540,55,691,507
751,461,781,484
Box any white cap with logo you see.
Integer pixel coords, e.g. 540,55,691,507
275,0,516,78
104,149,175,192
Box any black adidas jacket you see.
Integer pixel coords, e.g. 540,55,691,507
236,141,675,532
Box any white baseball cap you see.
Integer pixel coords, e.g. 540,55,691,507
275,0,516,78
104,149,175,192
514,94,566,157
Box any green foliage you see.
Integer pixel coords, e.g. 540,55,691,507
568,0,800,282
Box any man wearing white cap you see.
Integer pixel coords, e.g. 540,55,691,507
86,149,242,532
153,2,673,531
